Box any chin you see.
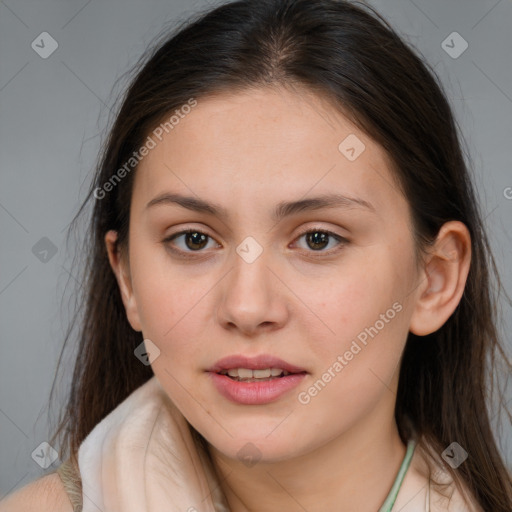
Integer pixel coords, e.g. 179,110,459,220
201,424,309,465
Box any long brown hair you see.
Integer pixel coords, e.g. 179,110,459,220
49,0,512,509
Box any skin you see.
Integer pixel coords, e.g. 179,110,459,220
105,85,471,512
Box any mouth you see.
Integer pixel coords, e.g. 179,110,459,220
206,354,308,404
216,367,304,382
207,353,307,377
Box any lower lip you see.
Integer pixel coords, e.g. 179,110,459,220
207,372,307,405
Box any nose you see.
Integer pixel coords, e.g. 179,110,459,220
215,246,289,337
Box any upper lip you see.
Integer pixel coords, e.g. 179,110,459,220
207,354,307,374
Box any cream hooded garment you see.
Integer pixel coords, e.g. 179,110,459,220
69,375,480,512
78,376,229,512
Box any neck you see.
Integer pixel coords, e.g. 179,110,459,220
208,391,407,512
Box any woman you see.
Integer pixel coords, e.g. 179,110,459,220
2,0,511,510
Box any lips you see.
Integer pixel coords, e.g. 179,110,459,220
206,354,308,405
206,354,307,375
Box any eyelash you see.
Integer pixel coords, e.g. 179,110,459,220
162,227,348,259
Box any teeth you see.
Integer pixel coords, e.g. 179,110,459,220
253,369,271,378
221,368,289,379
238,368,253,379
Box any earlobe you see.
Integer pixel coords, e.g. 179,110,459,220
104,230,142,332
409,221,471,336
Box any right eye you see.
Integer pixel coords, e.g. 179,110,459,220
162,228,221,256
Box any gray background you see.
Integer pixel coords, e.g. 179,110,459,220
1,0,511,498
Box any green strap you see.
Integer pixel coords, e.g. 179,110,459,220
378,439,416,512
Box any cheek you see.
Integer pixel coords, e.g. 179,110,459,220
308,256,402,345
128,242,212,355
302,249,412,398
297,289,407,437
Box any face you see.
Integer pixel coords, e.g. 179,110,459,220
113,85,423,464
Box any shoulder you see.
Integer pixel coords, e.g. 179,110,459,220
0,472,73,512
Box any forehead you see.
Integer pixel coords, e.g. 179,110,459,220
132,86,405,221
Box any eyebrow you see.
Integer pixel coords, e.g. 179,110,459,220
145,192,375,222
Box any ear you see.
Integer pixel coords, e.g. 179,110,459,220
104,230,142,332
409,221,471,336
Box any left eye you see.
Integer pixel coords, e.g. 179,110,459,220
293,229,345,252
